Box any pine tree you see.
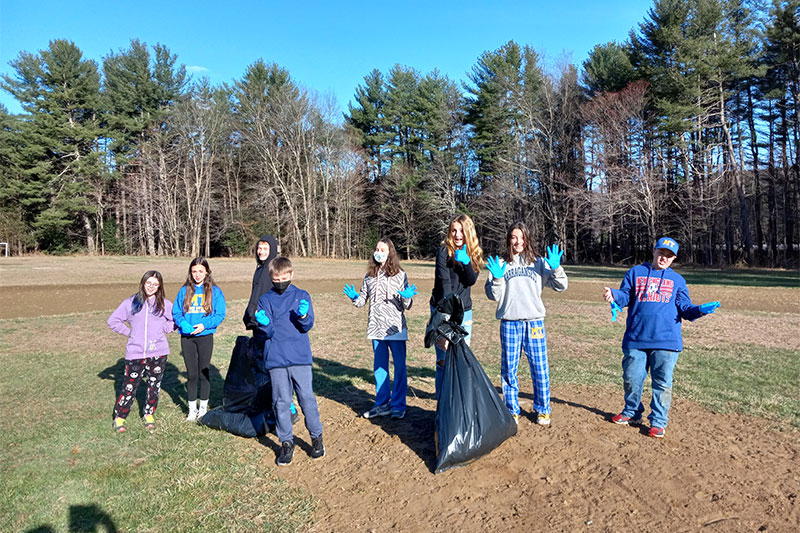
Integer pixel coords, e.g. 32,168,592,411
1,39,103,252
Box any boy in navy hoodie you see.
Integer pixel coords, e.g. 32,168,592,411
603,237,720,439
255,257,324,465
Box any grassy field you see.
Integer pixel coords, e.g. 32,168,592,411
0,257,798,531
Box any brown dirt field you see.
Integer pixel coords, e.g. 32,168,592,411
3,256,799,531
257,384,799,532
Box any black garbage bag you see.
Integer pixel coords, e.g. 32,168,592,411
198,335,272,437
432,295,517,474
198,408,263,438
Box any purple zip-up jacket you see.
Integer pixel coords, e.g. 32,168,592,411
108,295,175,360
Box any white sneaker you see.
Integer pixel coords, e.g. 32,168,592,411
197,400,208,419
186,401,198,422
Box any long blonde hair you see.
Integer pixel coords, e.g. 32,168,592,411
444,214,484,273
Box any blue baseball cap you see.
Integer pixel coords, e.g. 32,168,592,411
654,237,679,255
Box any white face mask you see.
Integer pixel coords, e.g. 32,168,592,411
374,251,388,264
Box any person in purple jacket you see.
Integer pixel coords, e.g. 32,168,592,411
107,271,175,433
603,237,720,439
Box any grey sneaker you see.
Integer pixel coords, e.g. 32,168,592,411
391,408,406,419
290,410,300,425
363,404,391,419
310,435,325,459
276,441,294,466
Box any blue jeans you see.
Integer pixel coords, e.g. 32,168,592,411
621,348,680,428
433,307,473,399
372,339,407,411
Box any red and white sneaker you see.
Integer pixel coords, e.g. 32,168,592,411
611,413,642,425
648,426,665,438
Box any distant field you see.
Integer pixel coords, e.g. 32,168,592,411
0,256,798,531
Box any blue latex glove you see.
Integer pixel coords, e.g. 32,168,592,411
255,310,270,326
298,299,310,317
699,301,721,314
179,321,194,335
398,284,418,298
343,283,358,300
486,255,507,279
544,244,564,270
454,245,471,265
610,302,623,322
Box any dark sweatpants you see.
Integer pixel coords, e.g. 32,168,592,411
181,335,213,401
269,365,322,443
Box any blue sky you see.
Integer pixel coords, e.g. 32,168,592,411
0,1,653,116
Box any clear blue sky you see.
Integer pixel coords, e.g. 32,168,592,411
0,0,653,116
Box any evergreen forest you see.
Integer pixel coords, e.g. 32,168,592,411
1,0,798,266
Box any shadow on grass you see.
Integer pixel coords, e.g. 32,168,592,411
98,357,225,416
26,503,118,533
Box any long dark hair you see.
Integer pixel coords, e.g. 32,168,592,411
505,222,538,264
367,238,402,278
182,257,216,315
132,270,166,316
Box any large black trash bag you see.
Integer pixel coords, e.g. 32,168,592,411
431,294,517,474
198,336,272,438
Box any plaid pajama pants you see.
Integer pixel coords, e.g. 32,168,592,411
500,319,550,415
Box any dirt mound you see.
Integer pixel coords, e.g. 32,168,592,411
251,384,798,532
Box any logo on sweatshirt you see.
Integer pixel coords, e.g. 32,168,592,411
635,276,674,303
189,293,205,313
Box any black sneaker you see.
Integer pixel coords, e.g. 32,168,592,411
310,435,325,459
290,410,300,425
276,441,294,466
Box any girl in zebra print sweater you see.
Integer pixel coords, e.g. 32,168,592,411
343,238,418,420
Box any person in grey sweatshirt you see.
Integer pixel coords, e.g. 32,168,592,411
485,222,568,426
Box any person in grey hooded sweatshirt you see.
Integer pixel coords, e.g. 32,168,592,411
484,222,567,427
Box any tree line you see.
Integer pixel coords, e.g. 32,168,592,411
1,0,797,266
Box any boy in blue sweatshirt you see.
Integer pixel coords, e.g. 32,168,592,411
255,257,324,465
603,237,720,438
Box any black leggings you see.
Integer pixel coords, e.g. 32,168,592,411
181,335,213,401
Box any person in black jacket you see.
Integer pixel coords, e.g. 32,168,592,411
430,214,484,398
241,234,297,425
243,235,279,333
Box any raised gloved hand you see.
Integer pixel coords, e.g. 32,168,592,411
486,255,507,279
454,244,471,265
255,310,270,326
544,244,564,270
343,283,358,301
298,299,310,317
398,284,418,298
699,301,720,314
610,302,623,322
179,321,194,335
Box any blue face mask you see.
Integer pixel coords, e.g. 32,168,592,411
374,251,388,264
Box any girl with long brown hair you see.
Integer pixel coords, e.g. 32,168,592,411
173,257,227,421
430,214,484,397
484,222,567,426
107,270,175,432
343,238,418,419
